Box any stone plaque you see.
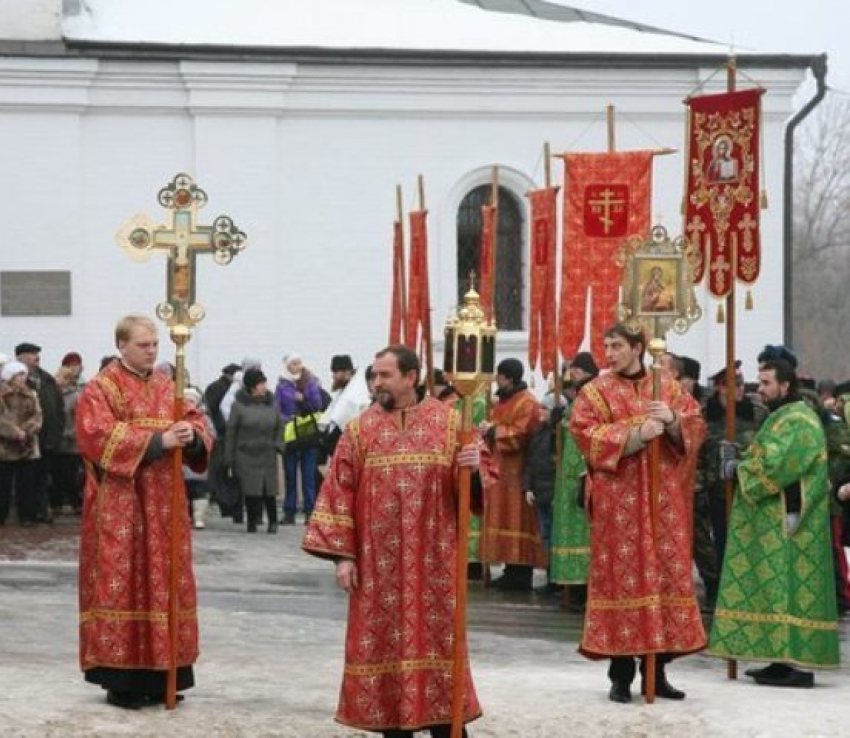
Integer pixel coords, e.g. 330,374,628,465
1,271,72,316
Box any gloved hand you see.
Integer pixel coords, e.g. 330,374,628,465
719,440,740,481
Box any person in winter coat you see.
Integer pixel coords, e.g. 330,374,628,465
0,361,43,526
184,386,215,530
226,368,284,533
53,364,84,514
274,354,322,524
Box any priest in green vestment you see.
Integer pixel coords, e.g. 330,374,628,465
709,359,840,687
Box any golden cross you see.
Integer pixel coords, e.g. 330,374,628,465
588,187,626,235
116,173,247,328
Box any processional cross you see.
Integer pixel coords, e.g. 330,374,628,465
115,172,247,710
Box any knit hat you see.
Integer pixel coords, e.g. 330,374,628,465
61,352,83,367
243,367,267,393
570,352,599,377
1,360,28,383
184,387,203,406
496,358,524,383
330,354,355,372
241,356,262,371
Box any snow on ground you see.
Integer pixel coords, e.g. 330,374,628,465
0,517,848,737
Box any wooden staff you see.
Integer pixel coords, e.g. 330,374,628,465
723,57,739,682
644,336,667,704
396,184,408,346
419,174,435,398
451,398,475,738
166,325,190,709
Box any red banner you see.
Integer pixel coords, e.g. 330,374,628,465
388,220,405,345
406,211,431,365
559,151,654,364
684,88,763,297
479,204,498,322
528,187,558,376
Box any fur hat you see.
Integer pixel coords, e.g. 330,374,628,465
1,360,28,383
680,356,701,382
330,354,355,372
757,344,798,370
570,352,599,378
709,360,742,385
496,358,524,383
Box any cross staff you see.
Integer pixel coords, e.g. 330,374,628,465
115,172,246,709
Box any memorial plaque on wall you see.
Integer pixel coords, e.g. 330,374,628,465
1,271,72,316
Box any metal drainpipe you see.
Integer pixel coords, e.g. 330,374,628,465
784,53,828,347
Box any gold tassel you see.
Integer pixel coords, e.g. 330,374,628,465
760,189,768,209
716,302,725,324
745,289,753,310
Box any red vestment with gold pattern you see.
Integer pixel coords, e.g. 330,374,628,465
480,388,547,568
303,397,489,732
76,360,211,678
569,372,707,658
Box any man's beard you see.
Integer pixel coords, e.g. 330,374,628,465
376,390,396,411
332,377,350,391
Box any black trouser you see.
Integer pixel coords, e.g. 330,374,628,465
609,654,673,684
382,727,468,738
51,453,83,511
245,497,277,528
0,459,40,524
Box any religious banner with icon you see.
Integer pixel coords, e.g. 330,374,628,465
558,151,654,363
479,203,498,322
684,88,764,297
406,209,431,355
527,186,558,377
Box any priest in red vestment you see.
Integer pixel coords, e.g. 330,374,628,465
303,345,491,737
76,315,212,709
569,324,707,704
479,358,546,590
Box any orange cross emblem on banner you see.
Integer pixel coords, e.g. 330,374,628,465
584,184,629,237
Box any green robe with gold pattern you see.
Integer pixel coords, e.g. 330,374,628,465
454,394,487,562
550,414,590,584
709,400,840,669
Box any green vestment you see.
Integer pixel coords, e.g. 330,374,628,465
549,411,590,584
457,394,488,562
709,400,840,669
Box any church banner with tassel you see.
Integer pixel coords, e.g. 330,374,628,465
406,209,431,360
389,219,405,344
528,186,558,377
558,151,654,363
684,88,763,297
479,203,498,322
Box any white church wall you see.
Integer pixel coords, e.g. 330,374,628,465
0,56,805,388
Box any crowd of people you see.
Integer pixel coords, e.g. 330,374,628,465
2,319,849,733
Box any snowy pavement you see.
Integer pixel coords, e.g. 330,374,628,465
1,516,848,737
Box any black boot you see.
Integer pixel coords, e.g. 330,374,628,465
608,656,635,703
640,658,686,700
245,498,260,533
264,497,278,534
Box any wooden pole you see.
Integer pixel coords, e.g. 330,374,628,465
396,185,408,346
419,174,435,398
644,336,667,704
606,103,616,154
724,57,739,682
166,334,189,710
450,398,475,738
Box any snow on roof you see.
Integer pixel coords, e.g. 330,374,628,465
63,0,743,57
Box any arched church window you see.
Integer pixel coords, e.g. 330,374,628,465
456,185,524,330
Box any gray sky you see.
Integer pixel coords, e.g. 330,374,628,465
569,1,848,90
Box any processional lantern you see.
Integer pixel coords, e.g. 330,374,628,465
443,273,497,402
443,273,496,738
